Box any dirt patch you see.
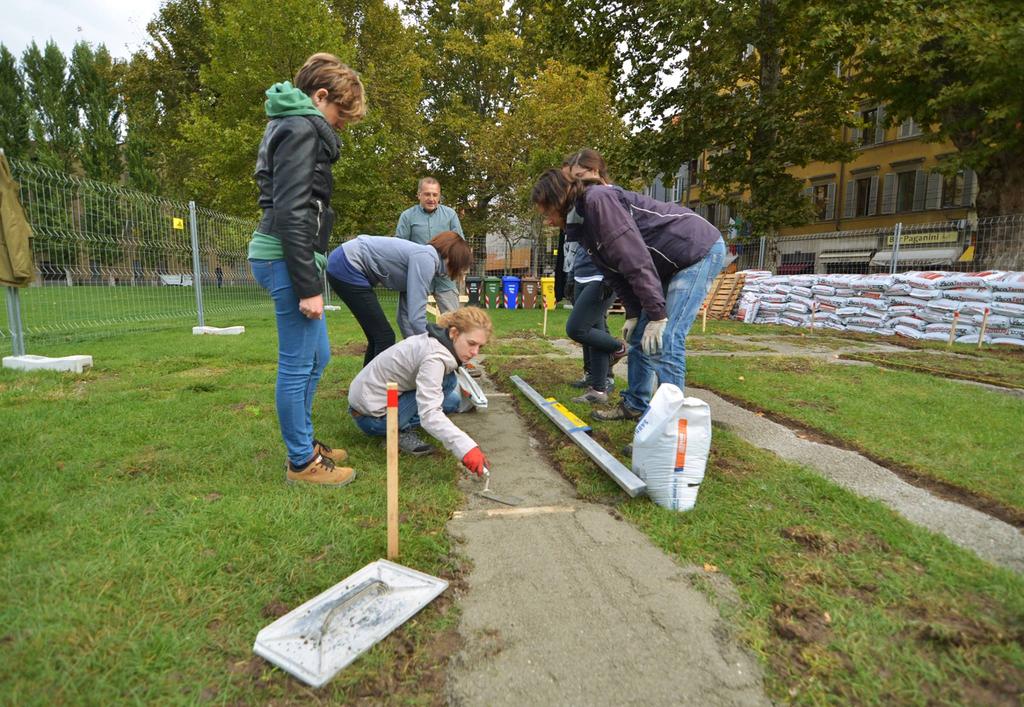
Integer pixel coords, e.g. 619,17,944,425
698,386,1024,528
260,601,290,619
122,447,160,477
332,342,367,357
904,602,1022,649
771,603,832,644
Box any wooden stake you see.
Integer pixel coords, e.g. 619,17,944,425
809,302,816,335
978,308,990,350
947,311,959,347
542,295,548,336
701,305,707,333
386,382,399,560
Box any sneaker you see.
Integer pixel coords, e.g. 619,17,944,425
398,430,433,455
465,361,483,379
570,376,591,389
313,439,348,464
286,454,356,487
593,401,644,421
622,444,633,457
572,388,608,405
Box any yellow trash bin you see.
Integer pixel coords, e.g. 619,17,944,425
540,276,556,310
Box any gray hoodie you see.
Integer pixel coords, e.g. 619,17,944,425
331,235,446,336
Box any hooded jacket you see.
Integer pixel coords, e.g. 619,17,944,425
347,325,476,459
252,82,341,299
576,185,720,321
0,152,33,288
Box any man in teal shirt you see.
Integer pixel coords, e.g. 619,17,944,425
395,177,465,313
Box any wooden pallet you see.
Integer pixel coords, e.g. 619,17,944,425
701,272,746,319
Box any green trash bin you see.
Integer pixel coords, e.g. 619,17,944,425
483,276,502,309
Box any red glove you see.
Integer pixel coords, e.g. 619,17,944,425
461,447,489,477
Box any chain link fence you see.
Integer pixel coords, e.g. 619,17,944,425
2,159,267,355
4,156,1023,355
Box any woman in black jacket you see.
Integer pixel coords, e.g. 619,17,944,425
247,53,365,486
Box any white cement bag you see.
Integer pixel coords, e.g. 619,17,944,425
631,384,711,512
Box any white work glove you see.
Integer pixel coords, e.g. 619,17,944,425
641,319,668,355
622,317,638,342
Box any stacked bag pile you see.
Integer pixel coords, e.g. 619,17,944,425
734,270,1024,347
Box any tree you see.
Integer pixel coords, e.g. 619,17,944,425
849,0,1024,216
70,42,125,183
616,0,857,238
22,41,79,172
0,44,31,159
121,0,218,194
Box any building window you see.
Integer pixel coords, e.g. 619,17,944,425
898,117,922,139
941,171,964,208
855,177,875,216
896,171,917,212
671,175,682,203
861,108,878,146
687,158,700,185
859,105,885,147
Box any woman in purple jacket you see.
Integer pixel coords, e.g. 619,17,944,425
532,169,726,420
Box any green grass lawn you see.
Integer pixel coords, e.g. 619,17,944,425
683,355,1024,516
841,350,1024,389
4,305,1023,704
486,353,1024,705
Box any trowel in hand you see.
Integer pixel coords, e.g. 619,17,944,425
477,467,522,506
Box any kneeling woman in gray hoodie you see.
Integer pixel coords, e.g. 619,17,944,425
346,307,492,473
326,231,472,365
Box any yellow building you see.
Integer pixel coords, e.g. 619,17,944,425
649,106,980,274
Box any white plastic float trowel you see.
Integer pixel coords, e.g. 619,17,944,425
477,466,522,506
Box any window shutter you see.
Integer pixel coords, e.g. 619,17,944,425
881,173,897,214
825,183,836,221
843,179,856,218
962,169,975,207
926,172,942,210
867,176,879,216
874,104,886,145
912,170,927,211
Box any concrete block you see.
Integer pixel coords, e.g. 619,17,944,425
192,326,245,335
3,354,93,373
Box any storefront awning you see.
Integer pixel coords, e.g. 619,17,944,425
777,262,815,275
818,250,873,263
870,246,962,267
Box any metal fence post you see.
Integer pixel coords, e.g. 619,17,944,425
757,236,766,270
5,286,26,356
889,222,903,275
188,201,205,328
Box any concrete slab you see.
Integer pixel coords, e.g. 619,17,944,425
3,354,92,373
192,325,245,335
447,372,768,706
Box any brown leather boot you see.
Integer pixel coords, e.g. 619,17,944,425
313,439,348,464
286,454,356,487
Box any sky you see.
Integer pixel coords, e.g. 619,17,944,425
3,0,166,60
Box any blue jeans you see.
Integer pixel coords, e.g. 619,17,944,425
251,259,331,466
621,238,726,414
352,372,459,436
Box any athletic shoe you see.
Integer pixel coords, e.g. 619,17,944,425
398,430,433,455
570,376,591,389
572,388,608,405
593,401,643,421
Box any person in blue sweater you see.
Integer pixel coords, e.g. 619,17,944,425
326,232,473,365
247,53,365,487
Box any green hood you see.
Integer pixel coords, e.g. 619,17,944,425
264,81,322,118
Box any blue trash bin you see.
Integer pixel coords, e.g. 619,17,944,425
501,275,521,309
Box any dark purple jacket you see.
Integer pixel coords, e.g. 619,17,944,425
577,185,720,321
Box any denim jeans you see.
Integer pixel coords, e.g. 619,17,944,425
352,372,459,436
621,237,726,414
251,259,331,466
